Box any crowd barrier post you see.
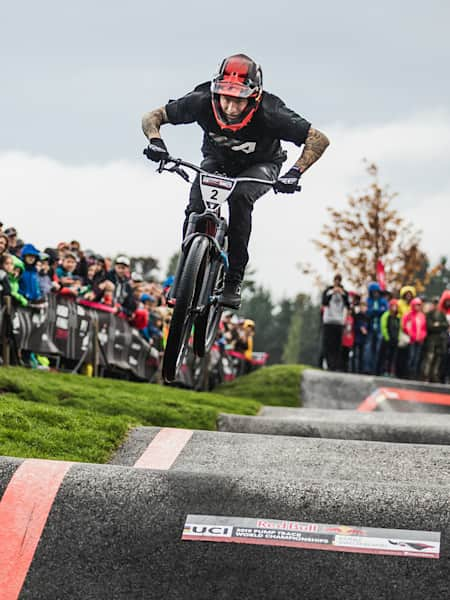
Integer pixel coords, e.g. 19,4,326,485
92,315,99,378
1,296,12,367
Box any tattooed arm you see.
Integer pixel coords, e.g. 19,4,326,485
142,106,169,139
294,127,330,174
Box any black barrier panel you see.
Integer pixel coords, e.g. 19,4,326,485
12,300,60,356
45,295,90,360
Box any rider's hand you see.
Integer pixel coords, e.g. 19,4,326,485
143,137,169,162
274,166,302,194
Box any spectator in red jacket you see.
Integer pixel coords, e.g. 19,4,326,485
402,297,427,379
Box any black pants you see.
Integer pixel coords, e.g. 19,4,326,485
184,158,281,282
323,323,344,371
376,340,397,375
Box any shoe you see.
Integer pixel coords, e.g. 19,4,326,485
219,280,242,309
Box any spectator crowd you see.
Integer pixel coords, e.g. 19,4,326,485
320,274,450,383
0,223,260,379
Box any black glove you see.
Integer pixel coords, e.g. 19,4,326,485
274,166,302,194
143,137,169,162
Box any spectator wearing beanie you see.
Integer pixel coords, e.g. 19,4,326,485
4,228,18,256
38,253,58,297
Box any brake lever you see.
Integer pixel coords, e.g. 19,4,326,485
164,162,190,182
157,158,167,173
173,166,190,182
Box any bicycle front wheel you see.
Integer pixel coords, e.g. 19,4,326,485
162,236,210,383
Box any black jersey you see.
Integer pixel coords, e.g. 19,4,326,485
165,82,311,172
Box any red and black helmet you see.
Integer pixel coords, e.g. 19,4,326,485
211,54,263,132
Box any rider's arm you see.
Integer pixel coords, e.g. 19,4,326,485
294,127,330,174
142,106,169,140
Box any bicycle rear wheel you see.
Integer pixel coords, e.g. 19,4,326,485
162,236,210,383
193,261,225,357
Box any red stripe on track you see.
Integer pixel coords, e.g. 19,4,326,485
134,428,193,470
358,387,450,412
0,459,72,600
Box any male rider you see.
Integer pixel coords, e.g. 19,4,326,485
142,54,329,309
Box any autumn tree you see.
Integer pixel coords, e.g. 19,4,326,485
310,162,428,292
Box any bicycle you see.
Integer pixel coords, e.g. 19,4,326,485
149,154,299,383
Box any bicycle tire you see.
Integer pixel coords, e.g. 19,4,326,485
193,261,225,357
162,236,210,383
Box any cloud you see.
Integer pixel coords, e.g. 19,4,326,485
1,109,449,299
0,152,187,274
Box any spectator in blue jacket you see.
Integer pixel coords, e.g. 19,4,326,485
19,244,42,302
352,300,369,373
364,281,389,374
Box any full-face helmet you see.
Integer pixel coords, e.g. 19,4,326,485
211,54,263,132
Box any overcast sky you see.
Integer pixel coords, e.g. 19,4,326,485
1,1,449,298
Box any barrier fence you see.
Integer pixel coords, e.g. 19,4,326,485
0,295,159,381
0,297,268,388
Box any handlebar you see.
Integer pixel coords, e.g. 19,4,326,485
157,155,279,186
145,151,301,192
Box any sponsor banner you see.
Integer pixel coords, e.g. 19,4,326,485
182,515,440,559
12,298,61,356
7,296,156,380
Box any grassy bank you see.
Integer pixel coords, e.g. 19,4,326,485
214,364,306,407
0,364,307,463
0,367,260,463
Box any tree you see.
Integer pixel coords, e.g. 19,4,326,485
128,255,159,279
166,251,180,277
310,162,428,292
240,285,275,356
424,257,450,298
282,294,321,366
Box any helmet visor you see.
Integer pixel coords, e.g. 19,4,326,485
212,79,256,98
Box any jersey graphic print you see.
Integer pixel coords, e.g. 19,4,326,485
208,132,257,154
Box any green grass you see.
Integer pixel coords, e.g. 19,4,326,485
0,367,260,463
0,364,307,463
214,364,306,407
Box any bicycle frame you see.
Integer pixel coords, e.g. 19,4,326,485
159,156,276,307
154,154,278,382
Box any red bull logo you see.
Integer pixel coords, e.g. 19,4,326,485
326,525,366,535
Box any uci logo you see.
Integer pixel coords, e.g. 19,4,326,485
186,524,232,537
